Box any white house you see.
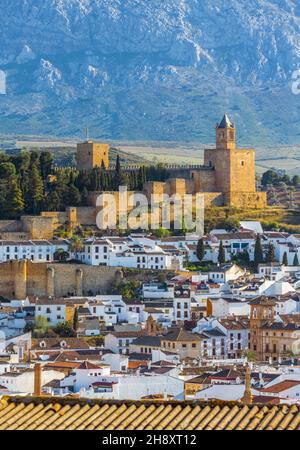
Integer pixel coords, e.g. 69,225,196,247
80,373,185,400
0,367,64,393
207,297,250,318
209,264,246,284
60,361,111,392
34,298,88,326
104,331,142,354
142,283,174,299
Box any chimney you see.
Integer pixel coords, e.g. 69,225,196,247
34,363,42,397
240,365,253,405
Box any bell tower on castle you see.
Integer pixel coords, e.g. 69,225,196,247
216,114,236,150
204,114,260,204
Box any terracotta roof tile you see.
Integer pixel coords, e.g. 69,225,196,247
0,397,299,430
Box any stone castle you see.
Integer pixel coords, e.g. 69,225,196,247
142,114,266,209
0,115,266,239
67,115,267,226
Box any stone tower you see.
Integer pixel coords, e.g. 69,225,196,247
76,141,109,171
249,296,276,361
204,114,266,208
145,315,158,336
216,114,236,150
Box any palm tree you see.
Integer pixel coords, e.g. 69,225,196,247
54,248,70,262
70,237,84,260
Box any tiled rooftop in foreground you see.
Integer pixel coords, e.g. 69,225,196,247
0,397,299,430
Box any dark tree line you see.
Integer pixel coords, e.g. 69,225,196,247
262,170,300,187
0,151,170,220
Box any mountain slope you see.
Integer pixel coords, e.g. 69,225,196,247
1,0,300,145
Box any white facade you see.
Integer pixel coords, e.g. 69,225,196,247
35,303,68,326
76,236,182,270
80,374,184,400
142,283,174,299
0,240,69,263
61,365,111,392
208,298,250,318
173,296,191,321
0,368,64,393
104,332,140,354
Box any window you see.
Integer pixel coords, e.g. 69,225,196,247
266,344,269,352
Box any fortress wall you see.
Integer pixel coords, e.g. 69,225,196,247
203,193,224,207
0,232,30,240
21,216,55,240
26,262,48,298
74,207,97,225
224,192,267,209
0,221,23,232
191,170,217,192
0,261,16,298
0,260,122,299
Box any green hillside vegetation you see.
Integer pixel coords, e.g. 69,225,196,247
204,206,300,233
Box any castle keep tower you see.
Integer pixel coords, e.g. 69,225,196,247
204,114,266,208
76,141,109,171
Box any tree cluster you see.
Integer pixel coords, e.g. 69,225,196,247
0,150,170,220
262,170,300,188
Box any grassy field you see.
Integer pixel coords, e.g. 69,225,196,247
204,206,300,232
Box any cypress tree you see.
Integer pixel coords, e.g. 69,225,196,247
196,238,205,262
81,186,89,206
5,178,24,219
68,184,81,206
45,190,61,211
282,251,288,266
254,235,264,270
40,151,54,180
26,163,44,214
218,240,226,264
266,243,276,263
293,253,299,266
114,155,127,190
73,307,79,332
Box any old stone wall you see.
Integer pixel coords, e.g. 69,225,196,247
0,260,122,299
21,216,55,240
224,192,267,209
